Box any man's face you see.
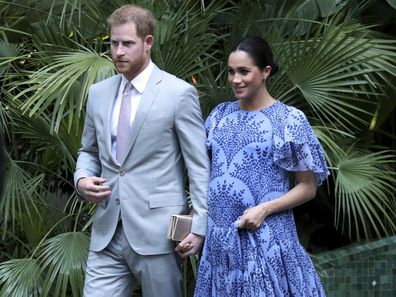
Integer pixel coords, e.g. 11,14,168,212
110,22,153,81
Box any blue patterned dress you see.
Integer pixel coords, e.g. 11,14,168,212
194,100,329,297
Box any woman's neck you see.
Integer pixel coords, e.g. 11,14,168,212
239,90,276,111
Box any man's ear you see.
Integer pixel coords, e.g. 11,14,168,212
144,35,154,51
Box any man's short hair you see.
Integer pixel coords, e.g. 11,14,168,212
107,4,156,38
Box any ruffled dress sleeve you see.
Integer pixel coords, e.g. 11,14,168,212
272,106,330,186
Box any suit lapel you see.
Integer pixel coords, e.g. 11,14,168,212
103,75,122,163
123,66,162,161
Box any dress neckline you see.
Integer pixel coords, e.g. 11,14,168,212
237,100,279,112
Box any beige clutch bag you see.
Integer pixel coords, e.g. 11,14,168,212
167,215,192,241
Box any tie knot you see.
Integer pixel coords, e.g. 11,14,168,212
123,82,132,95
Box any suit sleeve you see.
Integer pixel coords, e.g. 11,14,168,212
74,88,102,189
175,85,210,236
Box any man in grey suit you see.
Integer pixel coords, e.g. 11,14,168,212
74,4,209,297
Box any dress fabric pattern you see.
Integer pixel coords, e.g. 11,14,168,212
194,101,329,297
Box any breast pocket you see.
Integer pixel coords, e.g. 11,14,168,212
141,113,170,129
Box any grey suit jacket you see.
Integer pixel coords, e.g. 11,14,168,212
74,64,210,255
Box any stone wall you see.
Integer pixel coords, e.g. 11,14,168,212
313,235,396,297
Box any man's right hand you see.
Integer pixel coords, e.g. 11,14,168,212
77,177,111,203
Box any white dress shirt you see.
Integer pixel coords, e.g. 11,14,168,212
111,61,154,161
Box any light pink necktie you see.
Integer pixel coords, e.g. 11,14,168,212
116,82,133,162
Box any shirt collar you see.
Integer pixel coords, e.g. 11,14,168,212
121,61,154,94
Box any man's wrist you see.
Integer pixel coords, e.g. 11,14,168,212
75,177,86,201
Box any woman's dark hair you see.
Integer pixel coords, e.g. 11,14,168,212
231,36,279,77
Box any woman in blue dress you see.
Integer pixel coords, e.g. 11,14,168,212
194,36,329,296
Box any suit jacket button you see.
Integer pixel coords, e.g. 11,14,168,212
115,198,120,204
119,170,125,176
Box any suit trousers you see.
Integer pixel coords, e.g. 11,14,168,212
83,221,183,297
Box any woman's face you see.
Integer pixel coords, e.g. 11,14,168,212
227,50,270,101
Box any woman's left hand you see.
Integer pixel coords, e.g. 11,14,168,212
238,203,269,230
238,171,317,230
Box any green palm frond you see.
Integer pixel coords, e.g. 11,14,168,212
151,0,226,80
14,49,114,133
64,191,96,232
334,149,396,240
0,258,41,297
0,0,106,31
38,232,89,297
370,83,396,130
0,159,45,237
43,0,106,30
197,65,232,119
0,39,21,65
312,125,354,167
0,97,10,135
0,232,89,297
277,22,383,131
12,110,81,173
0,25,31,38
362,37,396,87
16,204,47,249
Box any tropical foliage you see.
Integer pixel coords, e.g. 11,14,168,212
0,0,395,296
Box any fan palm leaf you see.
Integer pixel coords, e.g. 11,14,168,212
0,158,45,237
11,108,81,173
38,232,89,297
311,125,353,167
277,22,382,131
334,149,396,240
151,0,226,79
0,258,41,297
14,49,114,133
197,65,232,118
43,0,105,30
